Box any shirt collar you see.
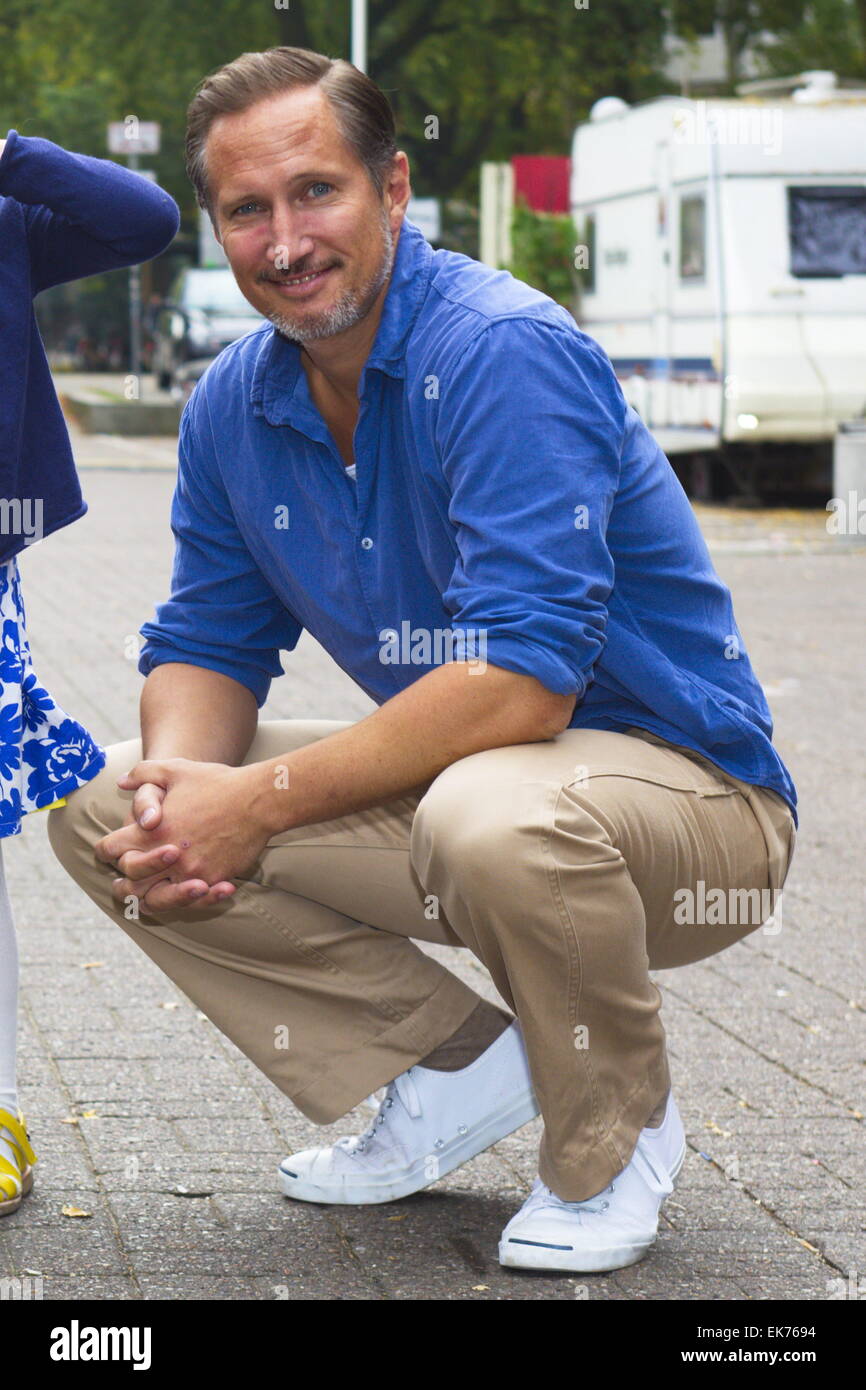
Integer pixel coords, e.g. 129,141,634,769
251,217,434,427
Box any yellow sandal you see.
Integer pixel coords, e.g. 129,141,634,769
0,1109,37,1216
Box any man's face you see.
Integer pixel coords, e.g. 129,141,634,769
206,86,407,344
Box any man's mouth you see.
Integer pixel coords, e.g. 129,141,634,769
266,265,335,294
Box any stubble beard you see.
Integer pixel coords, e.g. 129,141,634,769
265,204,395,344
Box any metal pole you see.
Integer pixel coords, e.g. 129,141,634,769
351,0,367,73
128,149,142,380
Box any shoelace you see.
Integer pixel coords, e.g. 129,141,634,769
530,1134,674,1215
532,1180,616,1215
336,1069,423,1156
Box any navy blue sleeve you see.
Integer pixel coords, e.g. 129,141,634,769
138,388,303,709
0,128,179,294
434,317,626,699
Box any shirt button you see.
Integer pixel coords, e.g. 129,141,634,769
360,536,374,550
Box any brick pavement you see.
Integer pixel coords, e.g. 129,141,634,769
0,452,863,1302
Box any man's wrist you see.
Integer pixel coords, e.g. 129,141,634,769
239,758,290,838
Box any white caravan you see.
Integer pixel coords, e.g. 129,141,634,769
570,72,866,489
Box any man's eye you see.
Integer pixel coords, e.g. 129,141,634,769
234,202,261,215
307,182,332,198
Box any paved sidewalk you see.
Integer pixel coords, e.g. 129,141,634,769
1,463,863,1301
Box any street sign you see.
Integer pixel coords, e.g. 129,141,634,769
107,121,161,155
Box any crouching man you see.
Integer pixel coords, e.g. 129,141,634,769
49,46,797,1274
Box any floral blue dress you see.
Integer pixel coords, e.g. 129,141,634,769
0,557,105,838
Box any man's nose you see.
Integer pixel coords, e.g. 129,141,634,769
267,208,315,271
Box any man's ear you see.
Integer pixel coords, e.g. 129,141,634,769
387,151,412,221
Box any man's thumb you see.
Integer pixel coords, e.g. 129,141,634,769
134,782,166,828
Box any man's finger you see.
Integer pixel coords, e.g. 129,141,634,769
109,875,237,914
133,782,166,830
95,828,135,863
111,874,208,910
95,825,177,864
117,760,170,791
115,846,181,881
141,879,237,914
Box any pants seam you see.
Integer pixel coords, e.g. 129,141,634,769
545,783,666,1171
541,783,603,1152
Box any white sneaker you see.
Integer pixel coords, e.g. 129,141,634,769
278,1019,539,1205
499,1091,686,1273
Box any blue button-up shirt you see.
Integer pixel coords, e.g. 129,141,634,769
139,218,797,823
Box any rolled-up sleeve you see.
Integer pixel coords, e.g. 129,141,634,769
138,390,302,707
435,317,626,700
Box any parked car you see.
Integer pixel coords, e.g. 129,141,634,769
173,356,215,405
152,267,264,391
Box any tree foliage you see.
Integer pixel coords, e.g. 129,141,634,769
667,0,866,86
1,0,863,235
509,201,578,310
0,0,670,223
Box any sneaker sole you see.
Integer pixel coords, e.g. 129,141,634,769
499,1135,688,1273
279,1087,539,1205
499,1230,655,1273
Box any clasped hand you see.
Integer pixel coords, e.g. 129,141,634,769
94,758,272,914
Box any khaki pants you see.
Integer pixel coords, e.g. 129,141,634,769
47,721,796,1201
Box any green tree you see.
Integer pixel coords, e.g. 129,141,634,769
8,0,861,241
753,0,866,79
508,201,578,311
669,1,810,86
0,0,671,218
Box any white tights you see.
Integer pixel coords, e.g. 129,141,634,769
0,839,19,1122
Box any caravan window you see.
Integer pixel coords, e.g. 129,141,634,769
788,186,866,277
679,195,706,281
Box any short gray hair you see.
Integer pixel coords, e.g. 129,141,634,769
185,46,399,221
